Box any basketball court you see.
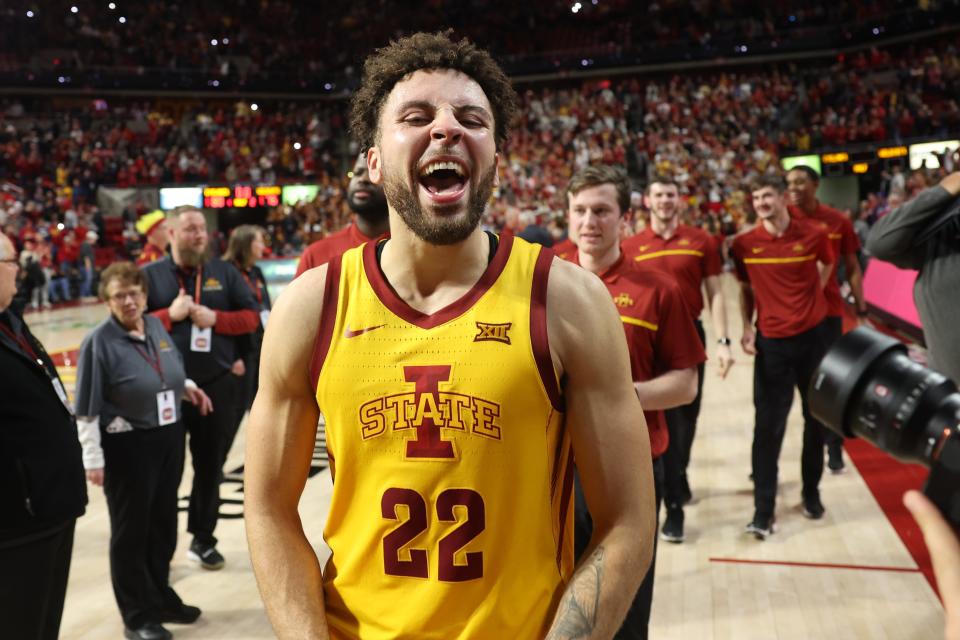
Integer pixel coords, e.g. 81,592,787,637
31,274,944,639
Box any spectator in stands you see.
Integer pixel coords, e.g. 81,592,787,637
135,210,169,267
79,230,97,299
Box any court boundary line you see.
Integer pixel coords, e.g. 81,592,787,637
709,557,922,574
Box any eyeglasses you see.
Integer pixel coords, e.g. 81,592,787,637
108,290,144,303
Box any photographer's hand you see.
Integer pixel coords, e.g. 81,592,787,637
904,490,960,640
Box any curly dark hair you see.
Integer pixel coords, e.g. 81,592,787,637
350,31,519,151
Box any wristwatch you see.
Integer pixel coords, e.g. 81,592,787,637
856,309,869,318
717,337,732,346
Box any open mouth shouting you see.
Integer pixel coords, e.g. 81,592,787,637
418,158,470,206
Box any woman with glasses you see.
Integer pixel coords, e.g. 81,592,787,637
74,262,212,640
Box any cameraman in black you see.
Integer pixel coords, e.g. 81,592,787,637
866,169,960,640
866,170,960,384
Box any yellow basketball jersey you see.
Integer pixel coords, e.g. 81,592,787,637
312,235,572,639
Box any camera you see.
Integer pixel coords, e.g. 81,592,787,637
809,327,960,527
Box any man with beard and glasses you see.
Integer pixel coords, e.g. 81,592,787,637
245,32,655,640
295,152,390,277
142,206,259,571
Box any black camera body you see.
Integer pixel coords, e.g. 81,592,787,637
809,327,960,527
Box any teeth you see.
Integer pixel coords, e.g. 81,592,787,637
419,161,465,177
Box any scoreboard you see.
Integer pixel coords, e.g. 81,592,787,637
203,185,281,209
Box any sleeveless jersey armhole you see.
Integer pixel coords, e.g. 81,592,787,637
309,254,343,394
530,248,565,412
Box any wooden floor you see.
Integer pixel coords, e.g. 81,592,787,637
28,273,944,639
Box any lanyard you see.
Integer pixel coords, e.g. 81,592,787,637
132,335,166,388
176,266,203,305
0,321,39,362
238,266,263,305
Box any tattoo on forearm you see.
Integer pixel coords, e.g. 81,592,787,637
545,545,605,640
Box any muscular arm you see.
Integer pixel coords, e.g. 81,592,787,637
244,266,330,639
544,260,655,640
634,367,697,410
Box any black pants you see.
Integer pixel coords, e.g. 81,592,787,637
0,519,75,640
574,457,663,640
663,320,706,507
103,422,185,628
752,320,830,518
225,334,262,460
821,316,845,451
183,372,240,546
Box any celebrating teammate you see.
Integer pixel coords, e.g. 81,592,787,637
731,174,834,539
295,152,390,276
244,32,656,639
623,175,734,543
564,165,705,638
786,165,868,473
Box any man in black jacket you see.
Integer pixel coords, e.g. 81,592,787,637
142,206,259,570
0,232,87,640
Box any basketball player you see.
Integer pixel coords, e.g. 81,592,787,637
623,175,734,543
245,32,656,639
786,165,867,474
295,152,389,276
565,165,705,639
731,175,834,539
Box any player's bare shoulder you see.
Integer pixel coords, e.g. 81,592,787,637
261,263,330,380
545,255,623,375
546,255,609,309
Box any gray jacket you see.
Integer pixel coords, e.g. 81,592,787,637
866,185,960,383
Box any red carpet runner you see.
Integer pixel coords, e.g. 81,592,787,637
844,438,937,594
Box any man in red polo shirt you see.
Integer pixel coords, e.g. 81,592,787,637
786,164,868,474
732,174,834,540
294,152,389,277
623,175,735,544
566,165,705,639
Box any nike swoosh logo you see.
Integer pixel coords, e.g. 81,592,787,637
343,324,386,338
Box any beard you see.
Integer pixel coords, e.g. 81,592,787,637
177,242,209,267
382,163,497,246
348,189,388,222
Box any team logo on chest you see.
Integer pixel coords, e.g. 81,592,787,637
358,365,503,459
474,321,512,345
613,292,635,308
793,243,806,253
678,238,691,246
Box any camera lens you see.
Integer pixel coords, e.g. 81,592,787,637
809,327,960,467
